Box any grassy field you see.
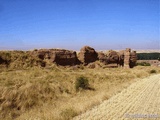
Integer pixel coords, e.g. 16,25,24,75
73,74,160,120
0,65,160,120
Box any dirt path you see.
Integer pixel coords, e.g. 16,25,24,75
73,74,160,120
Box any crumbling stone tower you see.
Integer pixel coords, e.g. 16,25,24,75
124,48,131,68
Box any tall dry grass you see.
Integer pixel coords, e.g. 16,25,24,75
0,65,159,120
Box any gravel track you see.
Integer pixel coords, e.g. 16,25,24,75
73,74,160,120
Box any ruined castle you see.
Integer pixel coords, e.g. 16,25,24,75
0,46,137,68
30,46,137,68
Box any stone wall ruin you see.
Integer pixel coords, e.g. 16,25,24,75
0,46,137,68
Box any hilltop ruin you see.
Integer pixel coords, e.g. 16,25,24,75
0,46,137,68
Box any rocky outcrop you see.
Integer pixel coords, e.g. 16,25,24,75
97,52,107,64
118,50,125,67
78,46,98,65
52,49,80,66
105,49,137,68
106,50,119,64
117,49,137,68
130,51,137,68
31,49,80,66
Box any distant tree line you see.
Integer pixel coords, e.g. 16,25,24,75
137,53,160,60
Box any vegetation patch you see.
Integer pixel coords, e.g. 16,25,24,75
0,66,160,120
75,76,90,91
137,53,160,60
136,62,151,66
149,69,157,74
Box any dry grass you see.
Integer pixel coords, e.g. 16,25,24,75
0,51,45,71
73,74,160,120
0,65,160,120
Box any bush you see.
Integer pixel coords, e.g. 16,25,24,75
75,76,89,91
136,62,151,66
149,69,157,74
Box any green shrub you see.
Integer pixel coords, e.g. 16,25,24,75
149,69,157,74
136,62,151,66
75,76,89,91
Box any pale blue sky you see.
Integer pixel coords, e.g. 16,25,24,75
0,0,159,50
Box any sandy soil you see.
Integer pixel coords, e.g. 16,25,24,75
73,74,160,120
